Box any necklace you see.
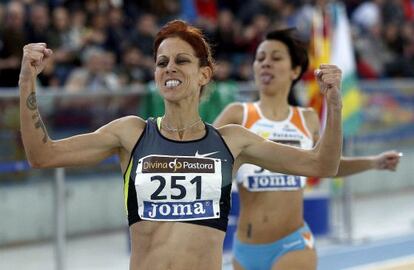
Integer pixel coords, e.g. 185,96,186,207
161,116,203,133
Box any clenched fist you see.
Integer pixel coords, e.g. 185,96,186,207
373,150,402,171
19,43,53,80
315,64,342,109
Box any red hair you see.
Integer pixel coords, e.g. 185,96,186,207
153,20,214,71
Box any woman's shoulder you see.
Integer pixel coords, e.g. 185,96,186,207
214,102,244,127
224,102,244,114
215,124,254,141
296,106,318,120
296,106,320,138
113,115,146,127
103,115,147,136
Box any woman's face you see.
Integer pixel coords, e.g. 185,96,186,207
155,37,211,102
253,40,300,94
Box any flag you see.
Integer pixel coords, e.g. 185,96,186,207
303,3,363,189
330,3,362,137
302,6,331,187
302,6,331,133
304,3,362,137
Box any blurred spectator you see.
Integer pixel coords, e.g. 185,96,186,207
352,0,383,31
65,47,120,92
151,0,181,25
130,13,157,56
48,7,82,85
383,21,404,55
60,47,121,128
234,57,253,81
26,3,51,44
195,0,218,22
214,58,233,82
352,0,394,78
210,10,244,58
70,9,89,50
217,0,244,15
237,0,284,25
82,11,109,49
105,7,128,60
194,0,218,31
385,21,414,77
118,45,152,86
0,1,27,87
242,14,271,54
382,0,405,25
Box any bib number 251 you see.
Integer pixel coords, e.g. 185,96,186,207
150,175,202,200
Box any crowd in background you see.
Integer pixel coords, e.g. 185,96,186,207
0,0,413,90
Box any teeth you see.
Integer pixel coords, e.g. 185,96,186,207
165,79,181,88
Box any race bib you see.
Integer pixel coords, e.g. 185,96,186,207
135,154,222,221
237,139,305,191
243,165,304,191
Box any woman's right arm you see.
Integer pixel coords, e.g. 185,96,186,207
19,43,140,168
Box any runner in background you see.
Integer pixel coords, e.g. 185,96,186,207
214,29,401,270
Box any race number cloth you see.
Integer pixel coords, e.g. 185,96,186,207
237,103,313,191
136,154,222,221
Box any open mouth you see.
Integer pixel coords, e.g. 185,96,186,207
165,79,182,89
260,73,274,84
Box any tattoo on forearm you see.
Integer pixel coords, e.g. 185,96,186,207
26,92,38,110
32,112,48,143
247,223,252,238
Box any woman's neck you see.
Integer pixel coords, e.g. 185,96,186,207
258,87,291,121
162,97,204,140
163,97,201,128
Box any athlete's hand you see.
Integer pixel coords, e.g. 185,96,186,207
315,64,342,109
373,150,402,171
20,43,53,80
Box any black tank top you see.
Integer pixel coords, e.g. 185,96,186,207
123,118,234,232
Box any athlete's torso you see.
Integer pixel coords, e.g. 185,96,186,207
124,118,234,269
125,117,234,230
236,103,314,243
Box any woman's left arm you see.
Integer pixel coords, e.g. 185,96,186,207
336,151,401,176
304,109,401,177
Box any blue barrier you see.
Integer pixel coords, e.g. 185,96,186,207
0,156,119,174
0,160,31,173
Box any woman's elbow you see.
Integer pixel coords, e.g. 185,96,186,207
317,167,339,178
26,151,54,169
27,156,50,169
315,160,340,178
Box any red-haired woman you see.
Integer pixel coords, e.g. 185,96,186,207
19,20,343,270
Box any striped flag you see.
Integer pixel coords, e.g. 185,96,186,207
302,6,331,133
303,3,362,189
304,3,362,137
302,6,331,187
330,3,362,137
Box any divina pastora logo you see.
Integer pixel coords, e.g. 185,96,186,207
141,156,215,173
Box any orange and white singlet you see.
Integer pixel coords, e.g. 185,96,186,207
237,102,313,191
